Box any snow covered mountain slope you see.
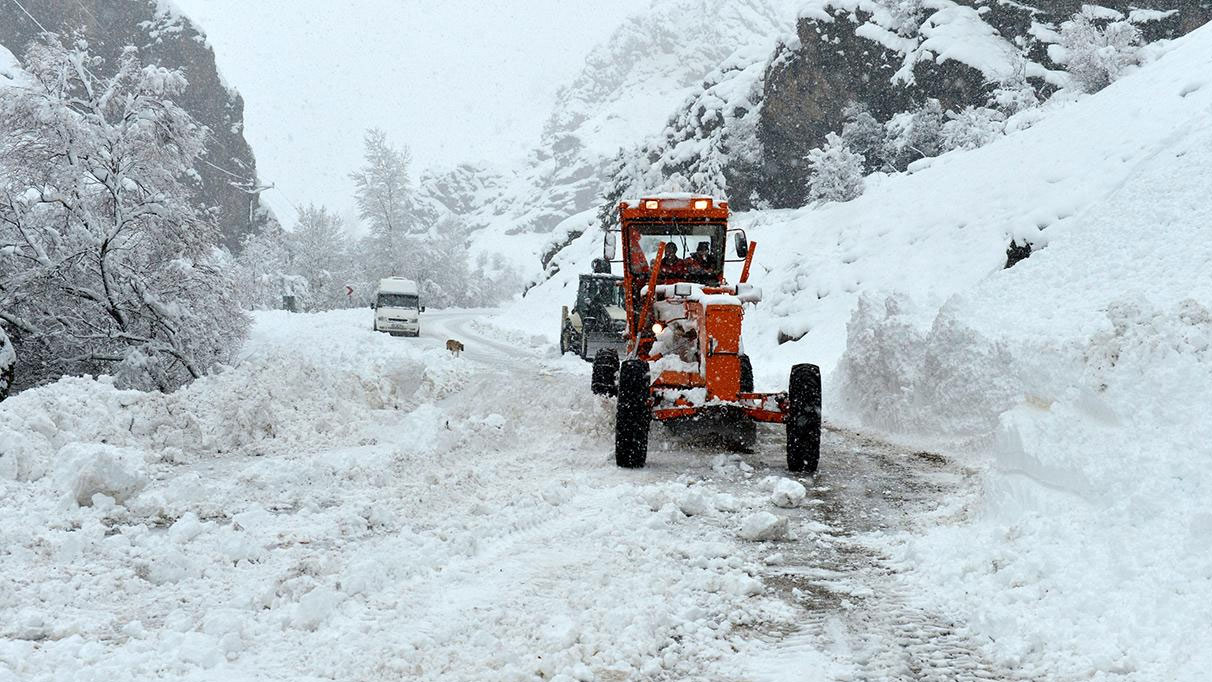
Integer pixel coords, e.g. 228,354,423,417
441,0,800,275
505,21,1212,680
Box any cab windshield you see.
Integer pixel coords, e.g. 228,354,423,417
378,293,419,309
627,222,725,281
580,277,625,308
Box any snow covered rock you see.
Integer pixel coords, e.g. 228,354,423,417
56,443,148,506
739,511,789,541
770,478,807,508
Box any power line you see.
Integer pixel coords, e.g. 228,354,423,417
9,0,49,33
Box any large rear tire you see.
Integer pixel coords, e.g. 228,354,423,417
591,349,619,396
615,359,650,468
786,363,821,474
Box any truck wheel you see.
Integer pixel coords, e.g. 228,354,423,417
591,349,618,396
740,355,754,393
615,359,650,468
786,363,821,474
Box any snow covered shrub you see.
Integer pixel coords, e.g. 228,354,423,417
840,102,887,172
941,106,1005,152
989,61,1040,116
0,37,248,392
1058,9,1142,93
882,99,945,170
806,133,865,203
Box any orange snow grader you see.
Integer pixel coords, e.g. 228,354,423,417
590,194,821,472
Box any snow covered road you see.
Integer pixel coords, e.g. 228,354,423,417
0,309,1000,681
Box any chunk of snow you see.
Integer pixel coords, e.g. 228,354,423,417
677,490,712,516
739,512,789,541
770,478,807,508
56,443,148,506
292,586,344,631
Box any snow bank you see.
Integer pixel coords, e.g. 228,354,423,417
0,310,435,479
822,24,1212,680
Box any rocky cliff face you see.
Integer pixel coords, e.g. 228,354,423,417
0,0,273,250
755,0,1212,207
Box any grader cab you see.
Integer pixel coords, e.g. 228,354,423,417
591,195,822,472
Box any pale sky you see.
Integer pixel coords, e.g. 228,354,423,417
173,0,651,227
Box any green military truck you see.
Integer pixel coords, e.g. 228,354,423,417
560,271,627,361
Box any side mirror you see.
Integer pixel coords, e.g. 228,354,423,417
604,232,617,261
734,231,749,258
420,306,426,313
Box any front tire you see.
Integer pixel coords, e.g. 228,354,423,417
591,349,619,396
615,359,650,468
786,363,822,474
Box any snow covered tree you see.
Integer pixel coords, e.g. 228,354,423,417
351,129,422,280
1059,9,1142,93
0,327,14,401
687,149,729,200
0,36,248,392
806,133,865,204
232,222,306,310
594,144,660,234
291,204,354,309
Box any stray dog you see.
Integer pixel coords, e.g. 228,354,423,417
446,339,464,357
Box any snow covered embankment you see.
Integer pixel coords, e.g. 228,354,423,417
823,26,1212,681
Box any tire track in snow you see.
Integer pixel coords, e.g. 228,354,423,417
733,429,1026,681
